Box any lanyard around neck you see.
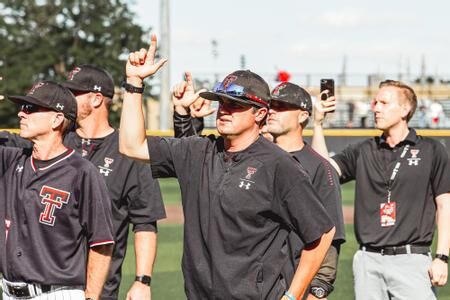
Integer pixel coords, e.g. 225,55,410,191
386,144,410,202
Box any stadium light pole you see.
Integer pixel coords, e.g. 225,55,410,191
159,0,170,130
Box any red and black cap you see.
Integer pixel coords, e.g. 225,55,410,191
271,82,313,115
200,70,270,108
61,64,114,98
8,80,77,121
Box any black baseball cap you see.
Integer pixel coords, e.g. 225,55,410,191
8,81,77,121
270,82,313,115
61,64,114,98
200,70,270,108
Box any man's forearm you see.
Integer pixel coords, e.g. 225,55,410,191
312,122,341,176
311,121,330,160
119,77,151,161
436,194,450,256
173,112,197,138
135,231,157,276
309,243,340,297
85,245,113,299
287,227,336,299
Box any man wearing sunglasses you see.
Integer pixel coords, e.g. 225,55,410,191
171,79,345,300
0,64,166,300
267,82,345,300
0,81,114,299
119,36,336,300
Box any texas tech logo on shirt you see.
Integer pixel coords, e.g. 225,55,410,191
98,157,114,176
239,166,257,190
407,149,421,166
39,186,71,226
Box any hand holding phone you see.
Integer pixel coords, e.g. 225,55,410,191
320,79,335,113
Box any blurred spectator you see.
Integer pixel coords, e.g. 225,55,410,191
429,100,444,128
0,76,3,100
276,70,291,82
355,100,371,128
347,102,355,128
418,105,429,128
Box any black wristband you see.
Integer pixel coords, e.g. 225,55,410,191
121,81,145,94
435,254,449,263
135,275,152,286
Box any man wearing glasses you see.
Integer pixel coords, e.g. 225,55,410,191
0,81,114,299
171,78,345,300
0,65,166,300
118,37,336,300
267,82,345,300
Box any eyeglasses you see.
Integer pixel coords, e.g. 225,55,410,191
269,101,298,111
18,103,49,114
213,82,268,107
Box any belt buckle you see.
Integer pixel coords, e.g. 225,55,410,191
8,284,32,298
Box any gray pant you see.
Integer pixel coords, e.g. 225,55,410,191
353,249,436,300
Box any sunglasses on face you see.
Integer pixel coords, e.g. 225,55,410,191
218,97,252,111
269,101,298,111
18,103,49,114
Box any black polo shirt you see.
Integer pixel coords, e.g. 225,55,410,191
333,129,450,247
292,144,345,243
64,131,166,298
148,135,334,300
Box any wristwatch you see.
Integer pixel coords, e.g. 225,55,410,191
135,275,152,286
310,286,328,298
121,81,145,94
435,254,449,263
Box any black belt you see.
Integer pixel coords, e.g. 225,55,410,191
360,244,430,256
3,281,51,298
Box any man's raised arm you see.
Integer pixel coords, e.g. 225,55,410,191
311,92,341,176
119,35,167,161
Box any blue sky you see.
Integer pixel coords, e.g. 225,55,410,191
131,0,450,86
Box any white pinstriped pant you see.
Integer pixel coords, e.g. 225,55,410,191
2,286,84,299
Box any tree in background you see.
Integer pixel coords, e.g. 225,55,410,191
0,0,150,127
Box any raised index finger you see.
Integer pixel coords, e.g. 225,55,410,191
184,72,194,89
147,34,158,64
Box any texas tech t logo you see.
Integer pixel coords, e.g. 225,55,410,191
39,186,71,226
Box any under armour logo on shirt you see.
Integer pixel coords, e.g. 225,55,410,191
82,139,91,145
99,157,114,177
407,158,420,166
407,149,421,166
239,181,251,190
16,165,23,172
93,85,102,91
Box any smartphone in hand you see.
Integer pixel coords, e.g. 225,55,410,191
320,78,335,112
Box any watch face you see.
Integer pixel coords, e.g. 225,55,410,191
311,286,327,298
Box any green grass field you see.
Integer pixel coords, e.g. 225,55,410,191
118,179,450,299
